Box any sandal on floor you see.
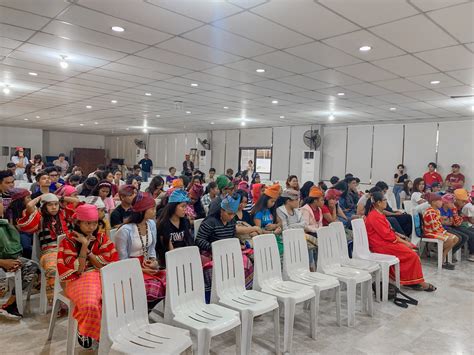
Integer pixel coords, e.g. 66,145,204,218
405,284,423,291
423,283,437,292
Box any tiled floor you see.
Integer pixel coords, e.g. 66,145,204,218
1,258,473,354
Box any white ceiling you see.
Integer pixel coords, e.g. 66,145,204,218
0,0,473,135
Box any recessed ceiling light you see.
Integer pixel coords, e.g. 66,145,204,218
190,83,199,87
337,92,345,96
185,111,191,114
430,80,440,85
36,115,40,119
143,128,148,133
156,114,160,117
390,107,397,111
28,72,38,76
280,115,285,119
59,55,68,69
126,128,130,130
111,100,117,104
329,114,335,121
145,92,152,96
241,121,246,126
94,122,98,125
111,26,125,32
272,100,278,104
210,122,215,125
86,105,92,109
24,118,28,121
3,86,10,95
359,45,372,52
223,106,229,109
80,123,84,126
256,69,265,73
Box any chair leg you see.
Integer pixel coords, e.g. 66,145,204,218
361,281,367,313
273,307,281,355
66,307,77,355
366,281,374,317
39,271,48,314
374,269,381,303
309,293,318,339
394,262,401,289
47,299,61,341
437,242,443,271
240,311,253,355
14,270,23,315
346,281,356,327
235,324,242,355
335,286,341,327
447,249,453,264
196,330,211,355
381,264,389,303
283,301,296,354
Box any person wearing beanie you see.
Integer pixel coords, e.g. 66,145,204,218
439,194,471,260
57,204,118,349
251,184,283,253
422,193,458,269
207,175,235,216
17,192,80,304
196,192,252,300
364,191,436,292
115,193,165,312
110,184,137,228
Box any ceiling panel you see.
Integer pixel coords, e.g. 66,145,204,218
409,0,470,12
148,0,241,22
414,45,474,71
372,55,437,77
337,62,398,82
285,42,362,68
0,6,50,30
428,2,474,43
252,50,324,74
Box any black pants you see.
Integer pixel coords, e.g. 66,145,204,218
387,217,405,236
445,225,474,254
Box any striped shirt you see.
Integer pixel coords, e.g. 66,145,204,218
195,215,236,252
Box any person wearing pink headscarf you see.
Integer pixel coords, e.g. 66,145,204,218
57,204,118,349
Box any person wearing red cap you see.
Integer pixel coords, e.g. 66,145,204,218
57,204,118,349
115,193,165,311
422,193,458,269
364,191,436,291
186,184,205,222
322,188,347,227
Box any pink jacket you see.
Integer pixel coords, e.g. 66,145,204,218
299,204,323,233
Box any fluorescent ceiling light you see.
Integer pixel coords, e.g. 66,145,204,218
111,100,117,104
112,26,125,32
430,80,440,85
359,45,371,52
28,72,38,76
256,69,265,73
271,100,278,104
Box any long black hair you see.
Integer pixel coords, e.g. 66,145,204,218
25,163,35,183
300,181,314,200
7,198,27,226
403,180,412,196
364,191,385,216
147,176,164,196
124,211,146,225
250,194,277,222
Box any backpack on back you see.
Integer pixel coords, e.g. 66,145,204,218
0,219,22,259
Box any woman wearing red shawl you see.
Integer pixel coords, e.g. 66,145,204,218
364,192,436,291
57,204,118,349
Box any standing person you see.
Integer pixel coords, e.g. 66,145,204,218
57,204,118,349
246,160,254,177
423,162,443,190
31,154,45,174
110,185,137,228
166,167,178,186
53,153,69,177
156,190,194,267
11,147,29,180
445,164,465,192
205,168,216,183
0,170,15,218
393,164,408,209
225,168,234,182
115,193,164,311
286,175,300,191
138,153,153,182
364,191,436,291
201,181,218,214
182,154,194,176
422,193,458,270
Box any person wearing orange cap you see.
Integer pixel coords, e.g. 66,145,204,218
422,193,458,269
300,187,325,233
57,204,118,349
115,193,165,311
251,183,283,253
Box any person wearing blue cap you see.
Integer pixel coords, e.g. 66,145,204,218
156,190,194,268
196,193,253,301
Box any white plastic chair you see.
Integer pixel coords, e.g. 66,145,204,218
194,218,204,239
253,234,316,354
31,233,48,314
282,229,341,332
403,200,414,214
4,268,33,315
109,228,118,243
330,222,382,302
351,219,401,302
211,238,280,355
47,234,77,355
164,246,241,355
99,259,192,355
317,227,373,327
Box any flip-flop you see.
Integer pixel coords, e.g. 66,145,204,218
423,283,437,292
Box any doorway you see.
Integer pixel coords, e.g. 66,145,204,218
239,147,272,181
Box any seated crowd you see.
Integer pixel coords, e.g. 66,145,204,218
1,151,473,349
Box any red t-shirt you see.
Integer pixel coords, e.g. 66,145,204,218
321,205,331,226
445,173,465,191
423,171,443,187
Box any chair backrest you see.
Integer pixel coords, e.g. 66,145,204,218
386,190,397,211
351,219,371,259
282,229,309,279
100,259,148,345
164,246,205,319
31,233,40,263
252,234,282,290
52,234,66,296
316,226,342,273
403,200,414,214
109,228,118,243
211,238,246,302
194,218,204,238
330,222,350,262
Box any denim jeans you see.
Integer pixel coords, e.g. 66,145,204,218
393,184,404,210
142,171,150,182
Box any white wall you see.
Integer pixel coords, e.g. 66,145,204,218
43,130,105,157
0,126,43,167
